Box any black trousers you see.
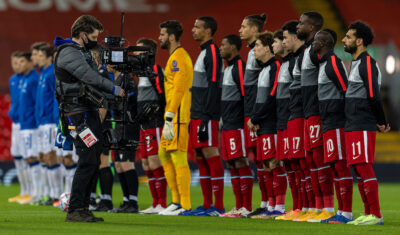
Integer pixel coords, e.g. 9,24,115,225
67,110,103,212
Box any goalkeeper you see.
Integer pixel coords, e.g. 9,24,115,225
157,20,193,216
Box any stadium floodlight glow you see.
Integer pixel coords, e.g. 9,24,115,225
386,55,395,75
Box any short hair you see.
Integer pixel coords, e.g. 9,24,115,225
223,34,242,51
159,20,183,42
31,42,48,51
274,29,283,40
245,13,267,32
282,20,298,35
348,21,374,47
303,11,324,30
197,16,218,36
38,44,55,58
322,28,337,45
256,31,274,53
11,51,23,58
137,38,158,54
19,52,32,61
317,30,335,49
71,15,103,38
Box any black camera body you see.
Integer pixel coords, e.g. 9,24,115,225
101,35,155,77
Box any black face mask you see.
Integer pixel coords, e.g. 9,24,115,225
83,34,97,50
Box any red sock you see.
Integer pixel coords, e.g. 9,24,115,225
313,148,334,209
238,166,253,211
355,163,381,218
145,170,158,207
285,160,298,210
206,156,225,211
307,150,322,209
264,171,275,209
297,170,308,209
334,160,353,213
152,166,167,208
300,158,312,209
196,157,212,209
256,161,268,204
357,176,370,215
294,169,303,210
273,166,287,206
230,169,242,209
319,166,334,209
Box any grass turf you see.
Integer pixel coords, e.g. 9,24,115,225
0,183,399,234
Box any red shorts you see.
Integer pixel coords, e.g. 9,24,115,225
323,128,346,163
244,116,257,149
221,129,246,161
276,129,290,161
189,119,219,149
304,115,323,151
139,128,162,159
345,130,376,166
287,118,305,159
256,134,277,161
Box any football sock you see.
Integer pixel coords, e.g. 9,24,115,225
159,147,180,204
124,169,139,205
265,171,275,211
238,166,253,211
355,163,381,218
49,164,64,200
273,166,287,211
145,170,158,207
313,148,334,211
335,160,353,214
196,157,212,209
117,172,129,202
175,166,191,210
29,161,42,198
171,150,191,210
230,168,242,209
256,161,268,205
14,158,28,196
41,163,50,198
334,178,343,212
299,158,311,210
206,156,225,211
152,166,167,208
64,164,77,194
99,167,113,201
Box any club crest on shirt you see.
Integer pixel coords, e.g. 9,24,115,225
172,60,179,72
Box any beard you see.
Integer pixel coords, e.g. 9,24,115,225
344,43,357,54
297,31,307,41
160,40,170,49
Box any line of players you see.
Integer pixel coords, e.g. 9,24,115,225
147,12,389,226
8,43,78,207
7,11,389,226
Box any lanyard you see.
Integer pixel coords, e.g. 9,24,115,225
67,112,87,127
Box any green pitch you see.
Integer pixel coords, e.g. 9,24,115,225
0,183,399,234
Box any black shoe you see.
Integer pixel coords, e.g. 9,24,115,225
65,208,96,222
110,202,129,213
89,198,98,211
246,207,267,218
84,208,104,222
94,200,113,212
117,201,139,213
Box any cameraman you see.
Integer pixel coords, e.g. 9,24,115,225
54,15,124,223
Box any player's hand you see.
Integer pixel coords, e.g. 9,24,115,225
247,119,254,130
198,119,209,142
162,112,175,140
377,123,391,133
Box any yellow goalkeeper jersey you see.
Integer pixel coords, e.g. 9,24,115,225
163,47,193,124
